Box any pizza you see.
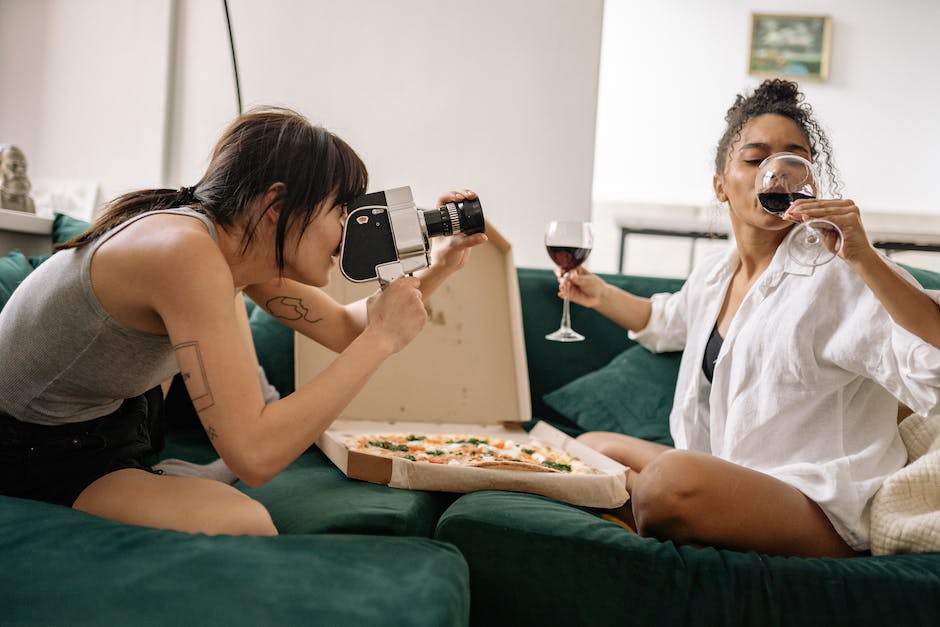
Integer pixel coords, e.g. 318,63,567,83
345,433,600,474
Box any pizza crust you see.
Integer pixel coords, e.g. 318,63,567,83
345,433,600,474
468,460,559,472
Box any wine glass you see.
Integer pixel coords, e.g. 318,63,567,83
545,221,594,342
755,152,844,267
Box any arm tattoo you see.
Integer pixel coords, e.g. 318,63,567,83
265,296,324,324
205,425,219,441
173,341,215,411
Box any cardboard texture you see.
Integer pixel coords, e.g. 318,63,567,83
295,223,629,508
319,420,629,508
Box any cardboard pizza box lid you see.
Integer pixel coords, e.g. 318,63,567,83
294,221,531,426
294,221,629,508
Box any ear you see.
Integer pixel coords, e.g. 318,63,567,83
713,174,728,203
260,182,286,224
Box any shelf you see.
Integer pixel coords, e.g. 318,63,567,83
0,208,53,235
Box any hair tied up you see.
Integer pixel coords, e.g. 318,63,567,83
177,186,198,206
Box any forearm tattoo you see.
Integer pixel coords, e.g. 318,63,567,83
265,296,324,324
173,341,215,411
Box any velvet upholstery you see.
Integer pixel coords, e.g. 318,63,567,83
436,490,940,627
1,496,470,627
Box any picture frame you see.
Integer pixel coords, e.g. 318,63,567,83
748,13,832,81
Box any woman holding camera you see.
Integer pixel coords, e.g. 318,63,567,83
0,107,484,535
563,80,940,557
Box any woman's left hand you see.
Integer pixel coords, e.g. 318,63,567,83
428,188,488,274
784,198,876,265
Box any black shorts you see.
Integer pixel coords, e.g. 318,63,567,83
0,387,165,507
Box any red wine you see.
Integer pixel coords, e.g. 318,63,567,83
758,192,814,214
547,245,591,272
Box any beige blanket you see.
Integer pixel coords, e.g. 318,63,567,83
870,412,940,555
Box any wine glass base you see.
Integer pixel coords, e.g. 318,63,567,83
787,219,843,267
545,327,585,342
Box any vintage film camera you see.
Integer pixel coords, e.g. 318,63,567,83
340,186,485,285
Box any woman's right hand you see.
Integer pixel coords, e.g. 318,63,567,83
364,277,428,354
559,268,608,309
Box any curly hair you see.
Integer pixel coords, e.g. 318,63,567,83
715,79,842,198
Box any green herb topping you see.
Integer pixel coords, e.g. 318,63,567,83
541,460,572,472
368,441,409,452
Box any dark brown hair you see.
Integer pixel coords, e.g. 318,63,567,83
57,107,368,270
715,79,841,197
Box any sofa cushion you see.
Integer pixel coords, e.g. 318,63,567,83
543,344,680,445
237,445,457,537
52,212,90,243
244,297,295,396
900,263,940,291
435,490,940,627
1,495,470,627
0,249,32,309
517,268,684,435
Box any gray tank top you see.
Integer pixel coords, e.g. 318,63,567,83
0,207,217,425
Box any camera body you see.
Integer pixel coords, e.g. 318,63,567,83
340,186,484,285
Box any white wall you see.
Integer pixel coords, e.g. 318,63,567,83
5,0,939,272
0,0,603,269
0,0,172,199
591,0,940,272
173,0,604,268
0,0,603,265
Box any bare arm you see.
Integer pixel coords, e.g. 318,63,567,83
562,268,653,333
154,236,427,487
244,278,366,353
789,198,940,348
849,247,940,348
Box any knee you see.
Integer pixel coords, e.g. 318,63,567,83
630,450,702,542
214,496,278,536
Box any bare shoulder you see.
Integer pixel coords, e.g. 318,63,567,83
91,213,233,328
96,213,228,281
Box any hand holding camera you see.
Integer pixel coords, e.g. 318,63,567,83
364,276,428,354
340,186,485,286
428,189,488,275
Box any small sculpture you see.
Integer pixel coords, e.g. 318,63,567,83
0,144,37,214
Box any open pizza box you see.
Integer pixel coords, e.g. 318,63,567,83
295,222,629,508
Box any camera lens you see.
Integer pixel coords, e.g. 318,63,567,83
422,198,486,238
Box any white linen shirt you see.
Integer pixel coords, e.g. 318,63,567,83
630,234,940,550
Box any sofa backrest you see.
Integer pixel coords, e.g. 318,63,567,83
516,267,685,425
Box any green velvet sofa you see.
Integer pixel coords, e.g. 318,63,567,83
3,215,940,626
439,267,940,627
2,216,469,626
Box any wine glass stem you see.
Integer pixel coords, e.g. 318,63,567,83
560,272,572,331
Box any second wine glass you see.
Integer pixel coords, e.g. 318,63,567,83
545,221,593,342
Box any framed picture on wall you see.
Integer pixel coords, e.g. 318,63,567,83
748,13,832,81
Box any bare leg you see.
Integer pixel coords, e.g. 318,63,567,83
634,449,857,557
578,432,858,557
577,431,672,471
577,431,672,529
73,468,277,536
